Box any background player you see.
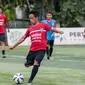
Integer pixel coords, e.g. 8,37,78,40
42,12,57,60
0,7,9,58
9,11,64,85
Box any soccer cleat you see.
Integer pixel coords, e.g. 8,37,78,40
47,56,49,60
2,55,6,58
47,55,50,60
27,79,32,85
27,83,32,85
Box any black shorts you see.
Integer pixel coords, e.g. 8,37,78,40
25,50,45,66
0,33,6,42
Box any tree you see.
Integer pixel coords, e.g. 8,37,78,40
0,0,30,21
53,0,60,12
55,0,85,27
0,0,85,27
0,0,15,21
41,0,85,27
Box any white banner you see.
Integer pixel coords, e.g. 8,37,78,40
7,29,31,46
54,27,85,45
7,28,85,46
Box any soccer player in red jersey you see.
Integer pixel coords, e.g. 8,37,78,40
9,11,64,85
0,7,9,58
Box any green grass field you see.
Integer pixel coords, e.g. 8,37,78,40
0,45,85,85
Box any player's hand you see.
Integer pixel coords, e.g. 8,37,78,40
56,28,64,34
51,33,55,38
60,31,64,34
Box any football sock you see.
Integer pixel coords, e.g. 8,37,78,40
46,47,50,56
50,47,53,57
28,65,39,83
2,50,5,56
46,46,49,56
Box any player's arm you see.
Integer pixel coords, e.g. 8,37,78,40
45,23,64,34
51,27,64,34
9,35,26,50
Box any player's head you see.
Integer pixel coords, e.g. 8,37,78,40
29,11,39,25
0,7,3,14
46,11,53,20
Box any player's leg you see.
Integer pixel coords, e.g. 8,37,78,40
0,34,6,58
1,42,6,58
46,40,49,56
49,40,54,57
24,51,35,67
46,40,50,59
27,50,45,84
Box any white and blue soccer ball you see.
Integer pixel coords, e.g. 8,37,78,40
13,73,24,84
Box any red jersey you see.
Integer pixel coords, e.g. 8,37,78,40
25,23,51,51
0,14,8,34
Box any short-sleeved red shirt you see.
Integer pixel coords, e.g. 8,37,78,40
25,23,51,51
0,14,8,34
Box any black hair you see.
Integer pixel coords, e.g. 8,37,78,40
29,11,39,17
46,11,53,16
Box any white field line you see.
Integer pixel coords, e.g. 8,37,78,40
0,54,85,63
0,54,25,59
60,59,79,62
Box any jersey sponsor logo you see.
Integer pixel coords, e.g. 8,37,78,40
29,28,46,34
0,19,4,25
32,40,41,42
40,28,44,32
31,33,41,37
0,22,3,25
0,19,4,22
29,28,46,43
31,33,42,43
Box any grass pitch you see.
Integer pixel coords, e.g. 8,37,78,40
0,45,85,85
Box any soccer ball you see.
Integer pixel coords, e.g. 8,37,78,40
13,73,24,84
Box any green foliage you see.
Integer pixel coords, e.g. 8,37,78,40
3,4,16,21
56,0,85,27
0,0,85,27
40,0,85,27
0,0,25,21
